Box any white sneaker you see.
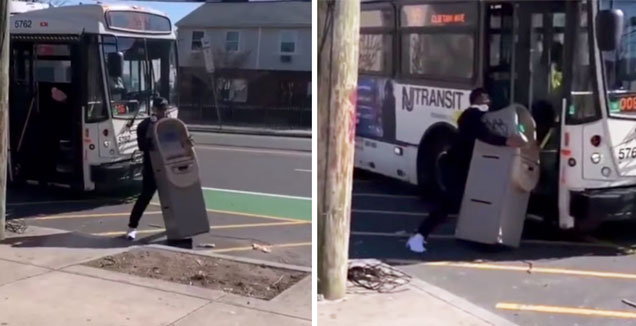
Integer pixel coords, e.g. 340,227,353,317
406,233,427,253
126,228,137,240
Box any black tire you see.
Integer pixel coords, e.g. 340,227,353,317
417,128,456,198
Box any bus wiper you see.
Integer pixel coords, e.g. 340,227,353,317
127,90,159,128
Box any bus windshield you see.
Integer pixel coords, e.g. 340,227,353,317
103,36,177,119
601,0,636,118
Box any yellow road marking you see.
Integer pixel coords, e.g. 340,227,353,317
426,261,636,280
210,241,312,253
149,201,310,223
351,231,618,248
28,205,310,224
31,211,162,221
92,221,306,237
496,302,636,319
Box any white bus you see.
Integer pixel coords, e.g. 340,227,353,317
9,4,178,191
356,0,636,231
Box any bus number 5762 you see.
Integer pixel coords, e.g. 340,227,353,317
618,147,636,160
14,20,32,28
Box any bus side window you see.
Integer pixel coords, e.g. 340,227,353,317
399,2,478,81
359,5,394,75
486,3,514,111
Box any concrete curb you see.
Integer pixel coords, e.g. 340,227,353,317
349,259,520,326
187,125,312,138
190,131,312,152
145,244,312,273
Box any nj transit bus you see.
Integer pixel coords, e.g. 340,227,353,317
9,4,178,191
355,0,636,231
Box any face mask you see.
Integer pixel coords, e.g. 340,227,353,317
474,104,489,112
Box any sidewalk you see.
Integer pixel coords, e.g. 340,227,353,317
0,226,311,326
318,259,519,326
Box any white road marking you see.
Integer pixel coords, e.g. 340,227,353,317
202,187,311,201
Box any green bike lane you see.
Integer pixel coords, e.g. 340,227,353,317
199,187,312,222
8,186,312,266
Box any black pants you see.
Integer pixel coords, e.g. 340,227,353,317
128,169,156,229
417,168,466,238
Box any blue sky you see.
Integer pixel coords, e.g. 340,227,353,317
65,0,203,24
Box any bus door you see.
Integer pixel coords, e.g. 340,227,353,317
485,1,569,217
9,41,34,183
17,41,83,188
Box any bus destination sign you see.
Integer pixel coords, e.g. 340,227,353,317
430,13,466,25
610,93,636,114
106,11,171,33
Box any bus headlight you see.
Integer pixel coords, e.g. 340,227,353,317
103,140,110,148
591,153,602,164
602,167,611,177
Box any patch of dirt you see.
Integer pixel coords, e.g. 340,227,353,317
84,249,307,300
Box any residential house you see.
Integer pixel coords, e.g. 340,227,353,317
175,0,311,127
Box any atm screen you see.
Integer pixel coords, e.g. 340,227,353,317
159,130,187,159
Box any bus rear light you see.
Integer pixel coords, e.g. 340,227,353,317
591,135,601,147
591,153,601,164
103,129,109,137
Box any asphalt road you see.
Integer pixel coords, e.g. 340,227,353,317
6,134,312,267
350,171,636,326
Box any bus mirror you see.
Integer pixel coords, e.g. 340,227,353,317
596,9,624,51
107,52,124,78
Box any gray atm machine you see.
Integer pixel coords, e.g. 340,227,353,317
455,104,540,247
149,118,210,240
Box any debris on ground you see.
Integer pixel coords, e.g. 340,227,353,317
622,298,636,309
5,219,27,234
252,243,272,253
85,248,306,300
347,262,411,293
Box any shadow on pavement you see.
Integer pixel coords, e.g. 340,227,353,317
349,219,631,268
1,230,133,249
6,184,141,220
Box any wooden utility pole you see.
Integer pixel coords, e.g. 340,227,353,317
317,0,360,300
0,0,8,240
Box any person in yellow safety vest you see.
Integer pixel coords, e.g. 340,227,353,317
549,42,564,93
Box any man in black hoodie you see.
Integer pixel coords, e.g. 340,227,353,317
406,88,527,253
126,97,170,240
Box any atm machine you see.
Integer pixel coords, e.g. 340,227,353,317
149,118,210,240
454,104,540,247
